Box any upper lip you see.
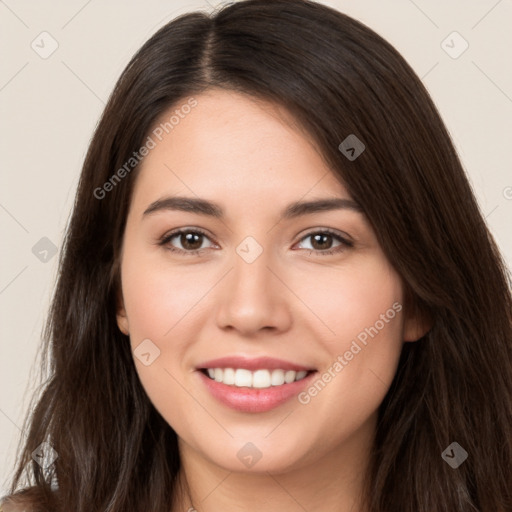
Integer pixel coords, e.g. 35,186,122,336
197,356,315,372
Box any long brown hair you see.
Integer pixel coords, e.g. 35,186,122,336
3,1,512,510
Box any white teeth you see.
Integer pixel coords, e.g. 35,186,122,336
284,370,296,384
271,369,285,386
234,369,252,387
203,368,310,388
223,367,236,385
252,370,271,388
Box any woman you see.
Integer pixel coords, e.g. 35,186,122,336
2,0,511,510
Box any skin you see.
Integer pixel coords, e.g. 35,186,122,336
116,88,427,512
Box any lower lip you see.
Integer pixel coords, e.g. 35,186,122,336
197,370,317,413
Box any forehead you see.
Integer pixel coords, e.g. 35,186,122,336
132,88,349,209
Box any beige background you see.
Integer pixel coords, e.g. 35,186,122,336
1,0,511,494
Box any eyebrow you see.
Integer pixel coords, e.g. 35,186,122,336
142,195,363,220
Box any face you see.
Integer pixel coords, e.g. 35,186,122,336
116,88,423,475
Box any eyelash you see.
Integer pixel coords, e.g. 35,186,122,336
157,227,353,257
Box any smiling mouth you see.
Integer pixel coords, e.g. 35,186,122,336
199,368,316,389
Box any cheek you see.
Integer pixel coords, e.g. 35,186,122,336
293,257,404,421
120,252,202,423
291,255,403,349
121,251,206,341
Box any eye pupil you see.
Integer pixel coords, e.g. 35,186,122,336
311,233,332,250
182,232,203,250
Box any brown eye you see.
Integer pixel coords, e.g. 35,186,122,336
159,229,215,255
296,230,353,256
176,232,204,251
310,233,335,250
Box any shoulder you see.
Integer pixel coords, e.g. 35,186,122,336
0,497,31,511
0,491,42,512
0,486,56,512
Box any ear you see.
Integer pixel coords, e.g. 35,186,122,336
403,304,432,342
116,289,130,336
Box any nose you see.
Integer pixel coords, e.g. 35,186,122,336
214,243,293,337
